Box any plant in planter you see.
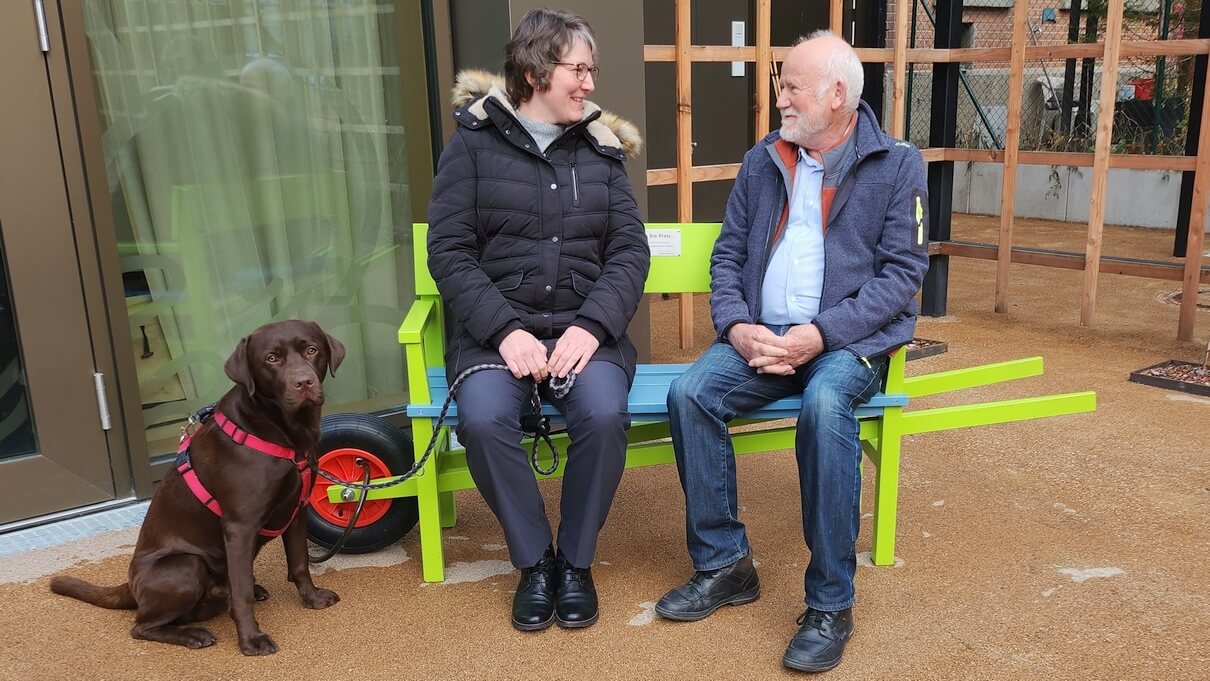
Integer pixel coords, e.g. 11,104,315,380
1129,340,1210,397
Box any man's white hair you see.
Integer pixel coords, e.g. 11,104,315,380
793,29,864,113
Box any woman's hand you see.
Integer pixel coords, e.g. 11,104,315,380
548,325,600,378
499,329,550,381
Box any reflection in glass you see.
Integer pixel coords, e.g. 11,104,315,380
0,233,38,460
82,1,422,457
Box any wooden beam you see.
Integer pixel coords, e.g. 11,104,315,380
995,0,1030,314
891,0,910,139
755,0,771,141
649,151,1200,188
830,0,843,35
647,162,742,186
645,45,755,62
1082,0,1126,327
644,39,1210,66
675,0,693,348
1119,38,1210,58
938,241,1210,285
936,149,1199,172
1180,39,1210,340
920,147,945,163
1022,43,1104,61
852,47,895,63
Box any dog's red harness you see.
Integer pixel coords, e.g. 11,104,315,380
176,410,313,538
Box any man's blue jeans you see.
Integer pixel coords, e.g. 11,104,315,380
666,330,888,611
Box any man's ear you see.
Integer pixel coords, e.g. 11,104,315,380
324,333,347,377
831,80,847,112
224,336,256,396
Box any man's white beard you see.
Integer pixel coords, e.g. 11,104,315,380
779,108,829,146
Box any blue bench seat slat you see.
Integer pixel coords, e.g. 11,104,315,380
407,365,907,423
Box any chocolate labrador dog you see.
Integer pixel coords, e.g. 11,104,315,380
51,319,345,655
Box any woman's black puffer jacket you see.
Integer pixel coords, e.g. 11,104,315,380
427,70,650,384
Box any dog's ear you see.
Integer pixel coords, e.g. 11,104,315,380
324,332,346,377
224,335,256,396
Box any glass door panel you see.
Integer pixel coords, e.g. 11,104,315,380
79,0,433,463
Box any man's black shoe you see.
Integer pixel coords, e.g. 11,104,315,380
781,608,854,673
511,546,556,631
553,550,598,628
654,554,760,621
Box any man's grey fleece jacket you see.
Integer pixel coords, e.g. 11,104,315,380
709,100,931,360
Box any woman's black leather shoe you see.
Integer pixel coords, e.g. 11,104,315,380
554,550,598,628
511,547,556,631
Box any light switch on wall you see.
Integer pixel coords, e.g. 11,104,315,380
731,21,745,77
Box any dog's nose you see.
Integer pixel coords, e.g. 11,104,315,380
293,375,316,391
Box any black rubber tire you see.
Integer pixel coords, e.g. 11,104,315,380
306,412,418,554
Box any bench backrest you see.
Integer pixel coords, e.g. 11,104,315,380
407,222,905,396
412,222,722,297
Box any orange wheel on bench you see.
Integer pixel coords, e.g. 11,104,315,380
306,413,418,554
311,448,393,527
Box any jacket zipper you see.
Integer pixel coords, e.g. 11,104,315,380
753,197,780,314
570,158,580,207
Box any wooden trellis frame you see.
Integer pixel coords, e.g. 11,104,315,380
646,0,1208,346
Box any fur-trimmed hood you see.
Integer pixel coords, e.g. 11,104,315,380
450,69,643,159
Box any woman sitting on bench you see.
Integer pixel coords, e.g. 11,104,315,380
426,8,649,632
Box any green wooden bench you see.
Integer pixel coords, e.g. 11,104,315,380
327,222,1096,583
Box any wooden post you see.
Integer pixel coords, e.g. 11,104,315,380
755,0,772,141
1179,53,1210,341
994,0,1032,313
830,0,844,35
1081,0,1126,326
890,0,911,138
675,0,694,348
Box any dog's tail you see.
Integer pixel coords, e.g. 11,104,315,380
49,576,137,610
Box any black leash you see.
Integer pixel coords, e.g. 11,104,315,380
315,364,575,490
307,459,372,563
307,365,574,562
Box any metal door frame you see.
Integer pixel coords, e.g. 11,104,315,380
51,0,153,499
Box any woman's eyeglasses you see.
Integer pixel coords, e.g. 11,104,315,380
551,62,600,82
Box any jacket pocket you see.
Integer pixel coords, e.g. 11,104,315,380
570,271,595,298
495,271,524,292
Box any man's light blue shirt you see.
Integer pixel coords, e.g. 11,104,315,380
760,148,825,325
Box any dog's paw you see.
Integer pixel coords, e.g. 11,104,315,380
239,632,278,656
253,584,270,601
302,587,340,610
181,627,218,649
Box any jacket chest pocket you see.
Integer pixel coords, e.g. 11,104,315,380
495,271,524,294
570,271,595,299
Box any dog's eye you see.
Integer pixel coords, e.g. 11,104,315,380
306,346,319,357
266,353,279,364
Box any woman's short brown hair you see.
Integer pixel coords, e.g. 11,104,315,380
504,8,597,106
